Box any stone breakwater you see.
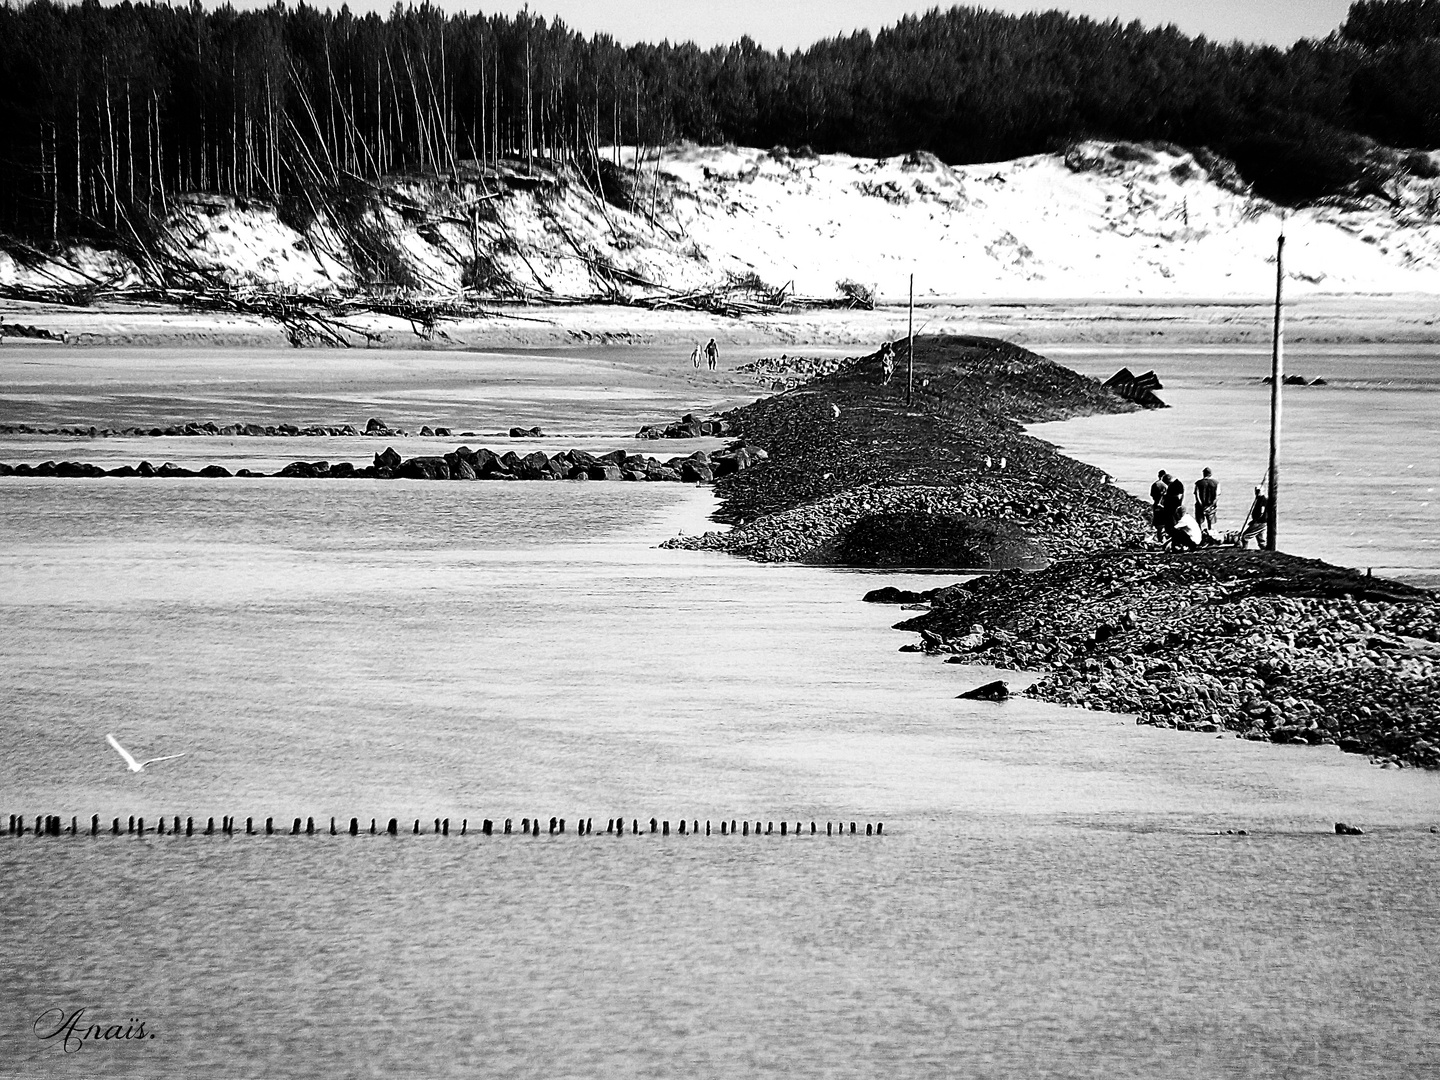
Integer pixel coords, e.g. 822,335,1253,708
0,442,767,483
888,549,1440,769
666,335,1150,567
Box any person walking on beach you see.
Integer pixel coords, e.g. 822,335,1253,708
1194,467,1219,537
1151,470,1171,542
689,343,701,369
704,338,719,371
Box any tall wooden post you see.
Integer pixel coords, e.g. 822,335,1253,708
1267,222,1285,552
906,273,915,407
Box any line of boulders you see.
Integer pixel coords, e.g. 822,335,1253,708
0,417,543,439
885,549,1440,769
0,442,771,484
635,412,734,439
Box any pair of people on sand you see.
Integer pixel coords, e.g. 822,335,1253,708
689,339,720,371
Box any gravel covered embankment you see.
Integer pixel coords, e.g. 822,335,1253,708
894,549,1440,768
665,334,1150,565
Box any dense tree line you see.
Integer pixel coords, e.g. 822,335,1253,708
0,0,1437,246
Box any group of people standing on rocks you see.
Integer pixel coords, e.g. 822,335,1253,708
1151,467,1269,550
689,339,721,371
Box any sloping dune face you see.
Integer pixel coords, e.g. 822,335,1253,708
5,141,1438,300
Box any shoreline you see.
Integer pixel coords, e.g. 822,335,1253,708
5,293,1440,351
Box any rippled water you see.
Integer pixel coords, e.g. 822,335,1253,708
3,477,1438,1078
2,341,1439,1076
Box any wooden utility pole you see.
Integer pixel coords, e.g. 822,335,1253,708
1267,218,1285,552
906,273,915,407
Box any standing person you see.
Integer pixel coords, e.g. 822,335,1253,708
1150,470,1171,542
880,342,895,385
689,343,701,369
1238,487,1269,548
1194,467,1219,537
705,338,719,371
1163,474,1186,528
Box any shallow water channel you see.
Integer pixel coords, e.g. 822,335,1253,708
1,341,1437,1077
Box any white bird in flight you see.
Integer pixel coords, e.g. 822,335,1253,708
106,733,186,773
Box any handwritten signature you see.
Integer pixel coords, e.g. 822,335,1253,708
33,1008,156,1053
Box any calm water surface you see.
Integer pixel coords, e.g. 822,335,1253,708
2,342,1439,1077
2,479,1438,1078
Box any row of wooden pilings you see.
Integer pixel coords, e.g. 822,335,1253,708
7,815,884,838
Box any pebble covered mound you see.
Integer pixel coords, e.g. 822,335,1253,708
665,335,1149,565
896,548,1440,768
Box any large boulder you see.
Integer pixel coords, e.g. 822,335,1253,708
587,464,623,481
680,461,714,483
399,456,450,480
833,512,1049,570
958,680,1012,701
374,447,402,472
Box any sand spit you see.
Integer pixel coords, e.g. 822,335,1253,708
896,550,1440,771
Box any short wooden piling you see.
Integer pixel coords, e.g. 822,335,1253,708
743,821,749,836
247,817,254,835
877,823,883,835
482,819,492,836
173,815,181,835
587,817,593,835
650,818,657,834
632,819,639,835
850,822,856,835
706,821,711,836
205,817,213,835
827,822,833,836
292,818,301,836
780,821,787,836
766,822,773,835
186,817,193,837
412,820,419,834
442,818,449,836
329,817,336,836
387,818,397,836
559,818,566,834
370,819,376,835
265,817,273,836
137,816,144,835
158,817,165,836
112,818,120,836
350,818,359,836
810,822,816,835
505,819,512,835
663,820,670,836
679,820,686,835
69,816,76,836
462,819,469,836
866,823,873,836
129,815,135,835
90,814,98,837
434,818,441,835
721,821,727,835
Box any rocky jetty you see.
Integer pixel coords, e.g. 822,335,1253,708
665,334,1148,566
889,548,1440,768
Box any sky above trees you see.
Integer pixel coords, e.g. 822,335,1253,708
214,0,1359,50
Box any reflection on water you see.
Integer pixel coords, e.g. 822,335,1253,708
2,479,1438,1077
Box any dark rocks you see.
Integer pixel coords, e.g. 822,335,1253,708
399,457,449,480
863,586,941,604
958,680,1012,701
680,461,714,483
198,464,232,478
636,412,734,439
1334,822,1365,835
509,426,543,437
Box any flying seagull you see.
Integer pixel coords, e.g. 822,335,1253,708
106,733,186,773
